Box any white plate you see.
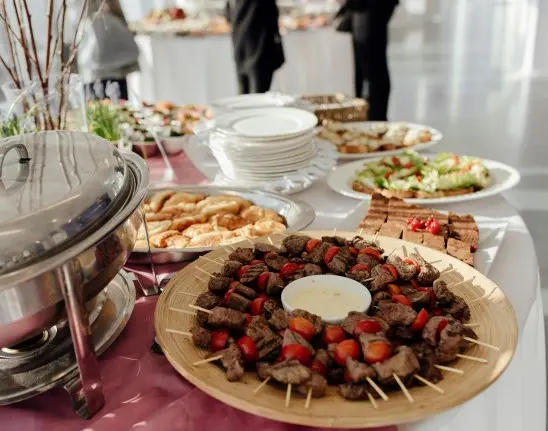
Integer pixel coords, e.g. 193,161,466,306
317,121,443,160
210,93,296,115
210,131,314,154
213,107,318,139
327,156,521,204
343,202,509,276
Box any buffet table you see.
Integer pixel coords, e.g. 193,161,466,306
0,152,544,431
130,27,354,105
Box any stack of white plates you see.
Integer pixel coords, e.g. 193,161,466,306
210,92,298,116
199,107,336,191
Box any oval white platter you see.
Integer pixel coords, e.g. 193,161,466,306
327,156,521,204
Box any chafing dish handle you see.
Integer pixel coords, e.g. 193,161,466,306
0,142,30,176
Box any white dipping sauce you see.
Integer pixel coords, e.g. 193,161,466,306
281,275,372,324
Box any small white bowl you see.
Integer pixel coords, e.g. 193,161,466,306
281,275,372,324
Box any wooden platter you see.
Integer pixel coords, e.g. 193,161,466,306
155,231,518,428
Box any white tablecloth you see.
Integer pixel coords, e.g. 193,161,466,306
182,146,546,431
129,28,354,104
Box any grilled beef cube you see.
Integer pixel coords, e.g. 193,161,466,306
321,235,350,246
240,264,268,285
290,309,323,336
282,234,311,256
283,329,314,355
256,362,273,380
327,368,346,385
264,252,288,272
284,269,306,283
231,282,257,299
369,265,395,292
219,344,244,382
442,296,470,321
246,316,282,361
303,263,323,276
270,359,312,385
262,299,282,318
422,316,447,346
341,311,390,335
305,241,331,265
224,292,250,312
399,284,417,296
195,292,223,327
221,260,243,278
394,325,420,342
387,255,417,280
297,373,328,398
409,253,440,285
314,349,330,367
433,279,455,304
229,247,255,264
327,254,348,275
254,242,280,256
191,326,211,348
339,383,368,400
268,309,289,331
352,237,384,255
408,291,432,308
372,291,391,308
372,346,420,385
411,343,443,383
375,301,417,326
208,275,232,293
356,252,380,269
436,318,477,363
265,273,284,296
208,307,247,330
346,357,375,383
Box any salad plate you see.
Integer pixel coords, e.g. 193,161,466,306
327,152,521,204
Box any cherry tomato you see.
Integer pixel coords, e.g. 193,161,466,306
323,246,340,265
415,286,436,307
305,239,321,253
349,263,370,273
281,344,312,365
251,259,263,265
382,264,398,280
433,308,443,316
437,318,448,336
244,313,253,327
237,336,258,362
223,288,235,305
257,272,270,291
363,340,391,364
228,280,240,290
392,294,412,307
403,258,420,273
411,308,428,331
288,317,315,341
211,329,229,352
344,369,354,383
238,265,252,279
323,325,346,344
407,217,426,232
250,296,268,315
387,283,401,296
280,262,300,278
425,217,441,235
348,246,359,256
358,247,381,261
310,360,326,376
298,263,305,269
334,339,360,366
354,319,382,336
410,279,421,290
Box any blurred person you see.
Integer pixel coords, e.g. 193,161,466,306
225,0,285,94
77,0,139,100
337,0,398,120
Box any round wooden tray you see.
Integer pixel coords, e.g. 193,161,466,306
155,231,518,428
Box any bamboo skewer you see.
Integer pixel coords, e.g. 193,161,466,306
166,329,192,337
463,337,500,351
304,388,312,409
170,307,196,316
188,304,213,314
358,228,364,236
434,364,464,374
366,377,388,401
366,391,378,409
402,245,408,257
193,355,222,366
253,377,271,395
441,268,457,276
332,228,337,236
414,374,444,394
195,275,208,283
195,267,213,277
393,374,414,403
178,291,198,297
268,237,275,245
199,256,222,266
450,277,475,289
456,354,488,364
285,384,292,408
464,323,480,328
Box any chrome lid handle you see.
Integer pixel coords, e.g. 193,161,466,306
0,142,30,177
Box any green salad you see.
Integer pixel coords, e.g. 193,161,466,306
354,151,490,195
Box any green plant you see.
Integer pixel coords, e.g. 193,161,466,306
87,101,122,141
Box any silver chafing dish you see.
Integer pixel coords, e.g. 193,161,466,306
0,131,149,350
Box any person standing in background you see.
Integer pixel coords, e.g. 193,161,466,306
338,0,398,121
77,0,139,100
226,0,285,94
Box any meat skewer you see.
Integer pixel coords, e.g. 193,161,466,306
393,373,414,403
178,291,198,297
199,256,222,266
464,323,480,328
170,307,197,316
193,355,223,366
253,377,272,395
285,384,292,408
166,329,192,337
304,388,312,409
414,374,444,394
366,377,389,401
434,364,463,374
463,337,499,351
366,391,378,409
450,277,475,289
455,354,488,364
196,266,214,277
189,304,212,314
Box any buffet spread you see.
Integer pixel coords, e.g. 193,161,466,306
0,90,525,429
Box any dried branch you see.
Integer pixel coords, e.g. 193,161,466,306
57,0,67,129
0,8,38,70
1,0,21,88
21,0,45,88
0,54,20,85
45,0,54,76
11,0,33,82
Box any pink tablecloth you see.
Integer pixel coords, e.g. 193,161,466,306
0,152,397,431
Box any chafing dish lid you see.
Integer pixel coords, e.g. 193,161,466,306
0,131,131,274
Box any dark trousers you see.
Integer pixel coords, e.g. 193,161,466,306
85,78,129,101
237,68,274,94
352,5,395,121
